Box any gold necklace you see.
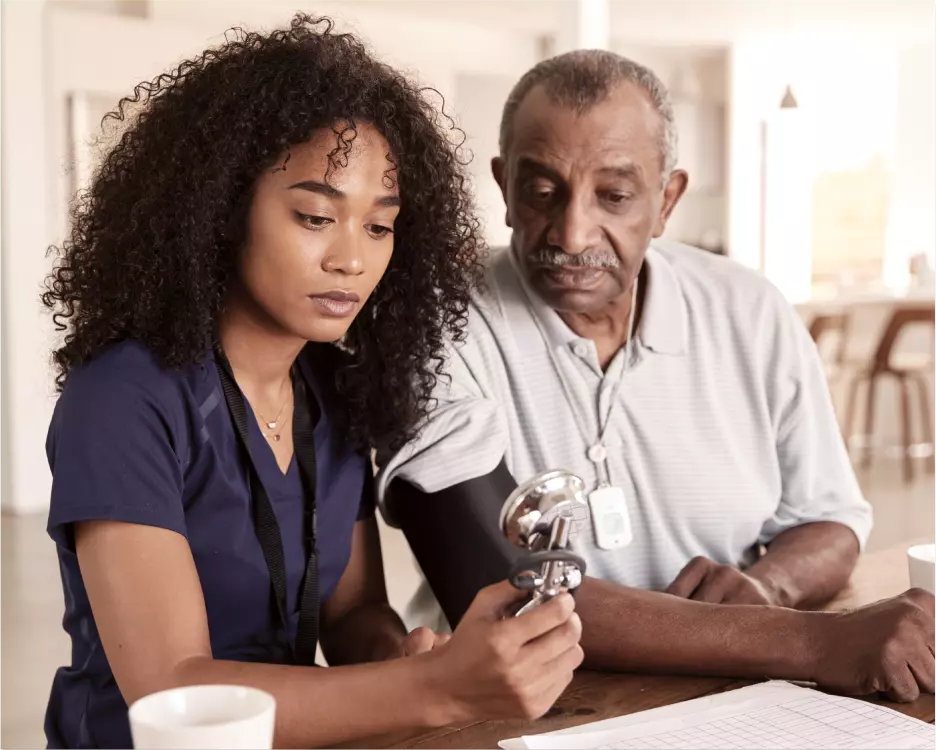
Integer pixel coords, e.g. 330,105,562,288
256,399,288,431
255,386,292,443
261,412,290,442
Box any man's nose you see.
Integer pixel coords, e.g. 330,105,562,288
545,195,600,256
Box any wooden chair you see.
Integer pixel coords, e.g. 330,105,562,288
808,313,851,383
807,313,852,424
842,304,935,483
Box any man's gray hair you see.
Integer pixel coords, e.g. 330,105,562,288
499,49,678,180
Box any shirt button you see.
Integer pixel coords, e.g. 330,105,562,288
573,342,589,358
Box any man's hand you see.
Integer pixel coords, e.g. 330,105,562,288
665,556,780,606
809,588,935,702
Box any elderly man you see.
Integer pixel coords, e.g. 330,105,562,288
378,51,935,701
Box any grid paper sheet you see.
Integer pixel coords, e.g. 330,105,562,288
507,682,934,750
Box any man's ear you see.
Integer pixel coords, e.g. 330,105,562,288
652,169,688,238
491,156,511,228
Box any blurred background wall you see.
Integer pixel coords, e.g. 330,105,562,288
2,0,933,510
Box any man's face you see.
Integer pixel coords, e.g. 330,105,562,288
493,82,687,314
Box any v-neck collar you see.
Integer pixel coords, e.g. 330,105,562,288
210,344,325,491
247,403,298,486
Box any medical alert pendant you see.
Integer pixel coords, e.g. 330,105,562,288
588,485,633,550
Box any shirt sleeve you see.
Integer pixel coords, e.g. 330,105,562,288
375,329,509,527
758,297,873,549
46,351,187,552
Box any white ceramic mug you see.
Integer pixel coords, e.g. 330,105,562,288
907,543,935,595
129,685,276,749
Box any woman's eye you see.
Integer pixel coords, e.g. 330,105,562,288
295,212,333,229
367,224,394,238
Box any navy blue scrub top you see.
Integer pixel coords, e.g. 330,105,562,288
44,341,372,749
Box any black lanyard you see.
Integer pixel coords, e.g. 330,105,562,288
214,347,320,666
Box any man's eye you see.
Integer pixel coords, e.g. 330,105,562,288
523,183,556,203
605,192,633,205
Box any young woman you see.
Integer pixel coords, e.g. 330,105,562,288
41,15,582,749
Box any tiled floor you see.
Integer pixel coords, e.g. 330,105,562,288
2,461,933,749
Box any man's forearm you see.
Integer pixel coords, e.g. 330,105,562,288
745,522,860,608
388,473,854,680
575,576,827,679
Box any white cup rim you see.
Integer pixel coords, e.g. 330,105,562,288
908,543,935,562
128,684,276,735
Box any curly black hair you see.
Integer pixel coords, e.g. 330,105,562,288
42,13,484,451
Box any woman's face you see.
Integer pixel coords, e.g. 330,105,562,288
238,123,399,343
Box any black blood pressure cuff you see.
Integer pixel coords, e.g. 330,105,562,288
385,460,522,628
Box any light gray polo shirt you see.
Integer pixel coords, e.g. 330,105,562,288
377,240,871,628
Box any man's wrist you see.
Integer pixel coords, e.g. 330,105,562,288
760,608,830,680
369,630,408,661
332,604,409,663
747,565,799,609
363,605,410,661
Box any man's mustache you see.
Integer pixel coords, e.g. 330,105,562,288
527,247,620,269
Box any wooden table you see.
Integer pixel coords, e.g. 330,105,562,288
350,541,934,749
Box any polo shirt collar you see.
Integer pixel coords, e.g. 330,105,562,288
507,241,687,356
640,244,688,356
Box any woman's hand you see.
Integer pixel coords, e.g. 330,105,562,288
400,627,452,656
422,580,584,724
375,626,452,660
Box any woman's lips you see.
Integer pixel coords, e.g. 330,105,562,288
309,290,360,317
